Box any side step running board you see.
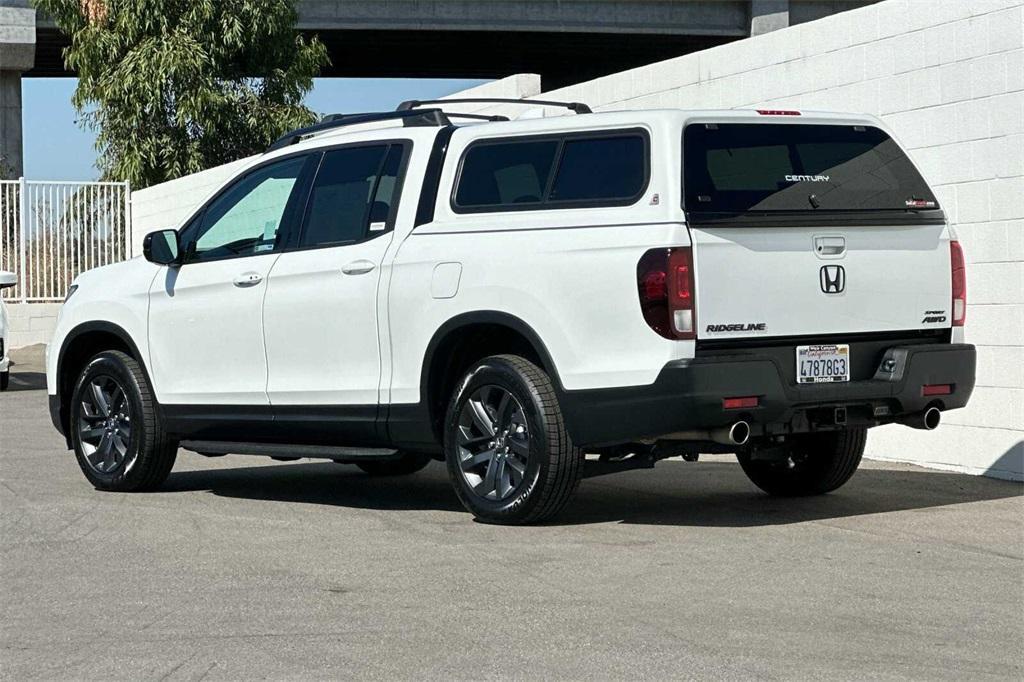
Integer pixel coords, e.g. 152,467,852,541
180,440,400,461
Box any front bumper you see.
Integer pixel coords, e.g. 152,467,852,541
560,343,976,447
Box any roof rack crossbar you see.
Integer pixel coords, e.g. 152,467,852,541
397,98,592,115
266,109,450,153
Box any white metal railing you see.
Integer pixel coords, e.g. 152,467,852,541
0,178,131,302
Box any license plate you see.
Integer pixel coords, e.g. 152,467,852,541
796,344,850,384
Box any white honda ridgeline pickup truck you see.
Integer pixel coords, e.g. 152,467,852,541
46,99,976,524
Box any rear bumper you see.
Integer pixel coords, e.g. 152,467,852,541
560,343,976,447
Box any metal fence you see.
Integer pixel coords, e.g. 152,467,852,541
0,179,131,302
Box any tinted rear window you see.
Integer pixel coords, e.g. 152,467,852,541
454,132,648,211
683,123,937,214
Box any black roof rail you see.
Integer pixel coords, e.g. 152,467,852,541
266,108,450,153
445,112,510,122
397,98,593,115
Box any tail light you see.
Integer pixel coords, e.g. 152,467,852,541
637,247,696,340
950,240,966,326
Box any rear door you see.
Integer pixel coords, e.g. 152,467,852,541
262,142,408,410
683,121,951,341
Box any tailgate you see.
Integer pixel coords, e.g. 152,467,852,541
692,224,951,339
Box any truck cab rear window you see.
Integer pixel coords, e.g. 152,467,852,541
454,131,647,211
683,123,937,215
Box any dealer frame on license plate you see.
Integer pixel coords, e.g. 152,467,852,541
796,344,850,384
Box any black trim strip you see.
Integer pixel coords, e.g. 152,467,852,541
180,440,398,459
685,209,947,228
696,328,950,352
414,126,455,226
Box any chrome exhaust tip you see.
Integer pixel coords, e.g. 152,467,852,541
898,407,942,430
728,421,751,445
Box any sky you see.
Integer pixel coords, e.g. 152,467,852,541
21,77,491,181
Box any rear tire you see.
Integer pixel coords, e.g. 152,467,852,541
738,428,866,496
69,350,177,492
0,370,8,391
444,355,583,525
356,452,432,476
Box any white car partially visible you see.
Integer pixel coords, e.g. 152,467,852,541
0,270,15,390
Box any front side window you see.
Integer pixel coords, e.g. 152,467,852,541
184,157,306,262
453,131,648,211
300,144,407,248
683,123,938,215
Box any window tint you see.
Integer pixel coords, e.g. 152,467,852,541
455,140,558,208
301,146,391,248
549,136,645,201
683,123,937,214
454,132,648,211
186,157,305,262
369,145,405,227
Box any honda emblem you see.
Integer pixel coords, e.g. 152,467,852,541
820,265,845,294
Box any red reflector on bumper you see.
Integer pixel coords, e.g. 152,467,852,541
922,384,953,396
723,396,759,409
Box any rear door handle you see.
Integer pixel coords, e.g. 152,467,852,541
342,260,376,276
233,272,263,287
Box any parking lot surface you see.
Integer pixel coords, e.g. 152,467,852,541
1,349,1022,680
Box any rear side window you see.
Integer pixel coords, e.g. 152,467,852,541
300,143,406,248
683,123,937,215
453,130,648,211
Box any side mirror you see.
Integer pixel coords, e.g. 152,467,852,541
143,229,180,266
0,270,16,290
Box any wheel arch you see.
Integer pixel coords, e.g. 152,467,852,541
55,321,152,444
417,311,563,445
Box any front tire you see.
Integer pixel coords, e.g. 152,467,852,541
356,452,432,476
70,350,177,491
737,428,866,496
444,355,583,525
0,370,8,391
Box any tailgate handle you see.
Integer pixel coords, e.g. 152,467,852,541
815,236,846,257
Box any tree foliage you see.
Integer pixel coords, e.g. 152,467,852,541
35,0,328,188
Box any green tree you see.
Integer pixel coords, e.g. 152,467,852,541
35,0,328,188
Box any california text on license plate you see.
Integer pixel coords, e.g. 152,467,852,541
796,344,850,383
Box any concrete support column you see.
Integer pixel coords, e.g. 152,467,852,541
0,0,36,180
750,0,789,35
0,70,24,178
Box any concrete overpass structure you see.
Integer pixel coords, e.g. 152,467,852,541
2,0,877,178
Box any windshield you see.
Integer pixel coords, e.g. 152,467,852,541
683,123,937,214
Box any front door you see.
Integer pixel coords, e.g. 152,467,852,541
148,155,311,406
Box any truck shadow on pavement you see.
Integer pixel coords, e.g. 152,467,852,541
161,458,1023,527
3,371,47,391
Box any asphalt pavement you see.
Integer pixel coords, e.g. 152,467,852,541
1,347,1022,680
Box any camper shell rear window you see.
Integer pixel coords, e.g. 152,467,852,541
683,123,942,224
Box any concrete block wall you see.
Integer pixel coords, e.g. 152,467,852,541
4,302,61,348
487,0,1021,479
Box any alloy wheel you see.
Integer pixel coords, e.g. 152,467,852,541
455,385,531,501
78,375,133,474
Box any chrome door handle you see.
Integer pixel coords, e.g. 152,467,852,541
233,272,263,287
342,260,376,275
